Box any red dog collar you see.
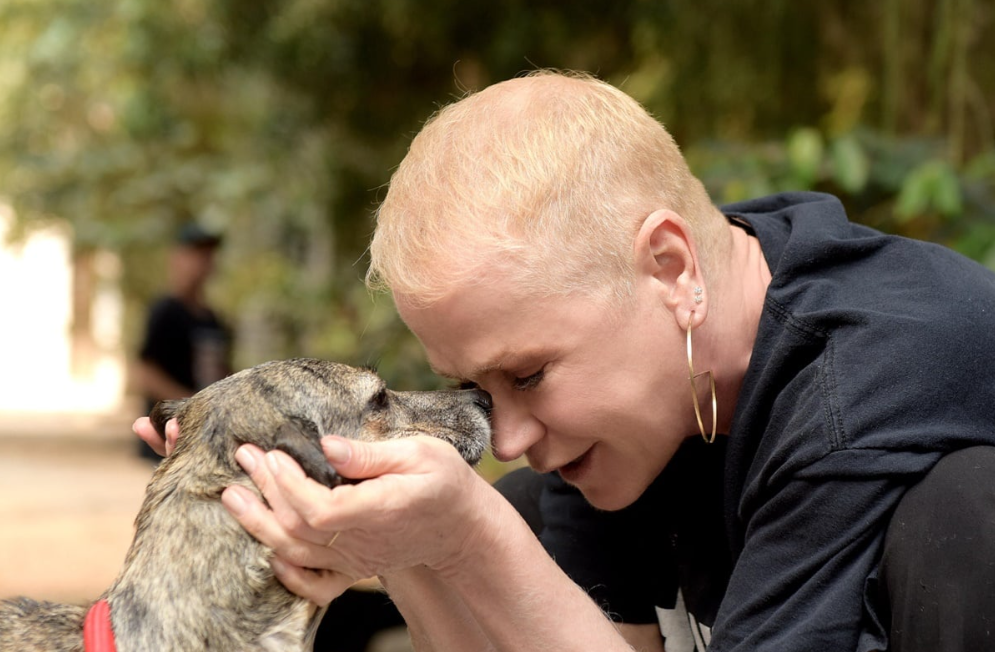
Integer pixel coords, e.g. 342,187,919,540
83,599,118,652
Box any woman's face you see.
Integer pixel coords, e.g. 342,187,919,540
396,275,695,510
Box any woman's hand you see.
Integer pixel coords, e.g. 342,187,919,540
132,416,181,457
221,434,492,606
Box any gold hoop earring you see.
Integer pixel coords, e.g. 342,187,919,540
686,310,717,444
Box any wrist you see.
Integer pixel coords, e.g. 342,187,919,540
378,565,431,592
430,473,532,584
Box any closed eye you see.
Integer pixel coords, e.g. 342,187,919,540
512,368,545,391
369,386,389,410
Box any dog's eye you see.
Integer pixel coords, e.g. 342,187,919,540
369,387,389,409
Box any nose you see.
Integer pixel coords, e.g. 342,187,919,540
490,401,544,463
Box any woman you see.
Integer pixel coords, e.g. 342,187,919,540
138,71,995,651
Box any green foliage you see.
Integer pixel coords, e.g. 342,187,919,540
829,135,871,195
1,0,994,394
895,160,963,220
688,127,995,258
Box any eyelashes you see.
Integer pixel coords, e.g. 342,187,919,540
512,368,545,391
448,368,546,392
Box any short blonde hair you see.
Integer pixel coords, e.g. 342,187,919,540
368,70,724,306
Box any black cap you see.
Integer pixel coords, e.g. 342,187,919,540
175,222,223,248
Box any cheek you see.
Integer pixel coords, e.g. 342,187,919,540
549,379,670,450
532,388,606,437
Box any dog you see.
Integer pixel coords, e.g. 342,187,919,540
0,358,492,651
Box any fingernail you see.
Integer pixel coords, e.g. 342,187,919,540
322,437,351,465
221,488,246,516
235,446,257,473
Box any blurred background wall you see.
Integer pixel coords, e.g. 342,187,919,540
0,204,125,412
0,0,993,414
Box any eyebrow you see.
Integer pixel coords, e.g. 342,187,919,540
431,352,536,381
429,360,499,381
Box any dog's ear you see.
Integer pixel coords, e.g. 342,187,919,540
274,417,342,489
150,399,188,439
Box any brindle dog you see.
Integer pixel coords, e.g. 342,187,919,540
0,358,492,652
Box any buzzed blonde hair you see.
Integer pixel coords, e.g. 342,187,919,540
368,70,725,306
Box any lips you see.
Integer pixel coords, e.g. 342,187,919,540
529,445,594,476
555,447,594,483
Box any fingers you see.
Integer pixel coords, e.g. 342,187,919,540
321,434,454,479
270,557,354,607
234,445,306,528
164,419,180,455
221,483,336,570
132,416,183,457
221,484,356,605
265,450,344,536
322,435,416,479
133,417,166,457
234,444,337,545
226,435,482,593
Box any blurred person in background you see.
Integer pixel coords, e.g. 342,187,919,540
134,222,232,461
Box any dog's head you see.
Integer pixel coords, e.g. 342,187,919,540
148,358,492,489
114,359,491,650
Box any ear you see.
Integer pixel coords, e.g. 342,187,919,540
150,399,187,439
273,417,342,489
633,209,706,329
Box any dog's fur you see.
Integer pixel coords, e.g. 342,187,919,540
0,358,491,652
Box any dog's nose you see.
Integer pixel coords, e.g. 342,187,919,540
472,389,493,415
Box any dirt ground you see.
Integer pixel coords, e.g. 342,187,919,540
0,429,153,604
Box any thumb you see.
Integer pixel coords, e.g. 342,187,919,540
321,436,404,480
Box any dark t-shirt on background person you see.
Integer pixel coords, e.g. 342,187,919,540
137,296,231,457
